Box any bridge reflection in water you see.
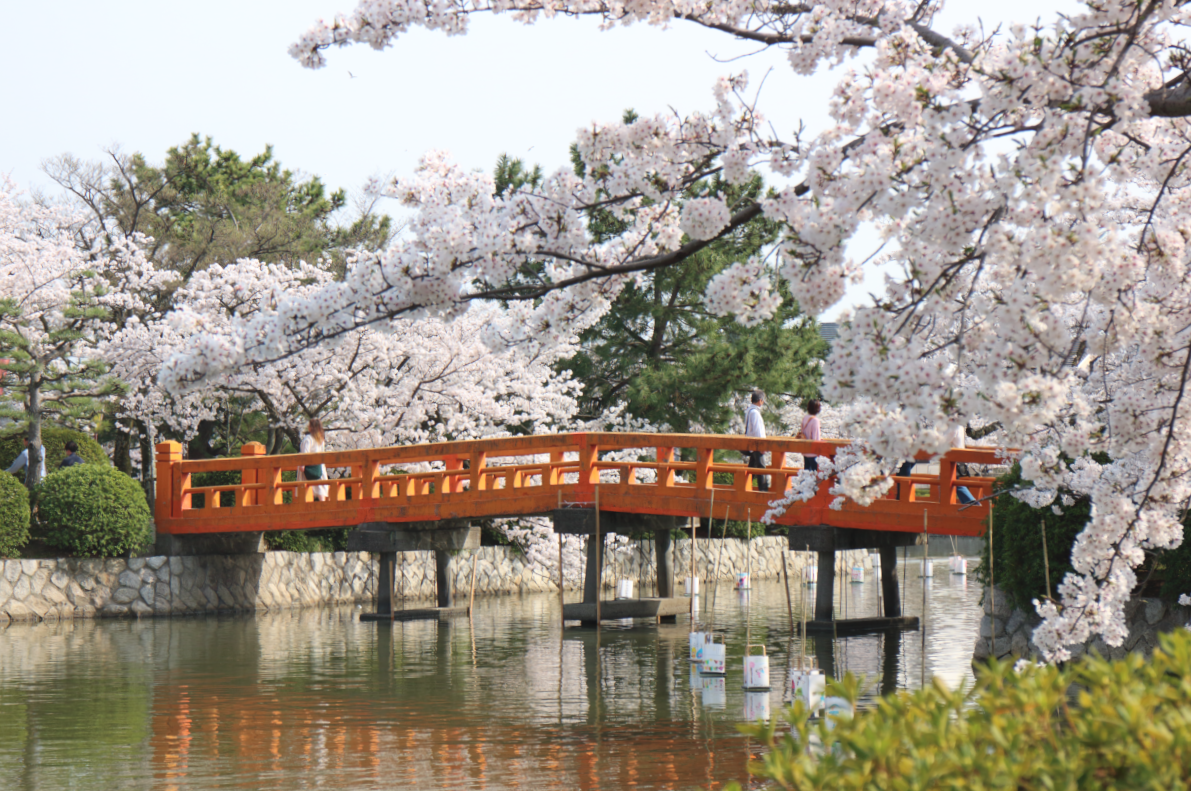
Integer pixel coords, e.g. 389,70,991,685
0,573,981,791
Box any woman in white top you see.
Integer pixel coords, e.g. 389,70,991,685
800,400,822,471
298,418,329,502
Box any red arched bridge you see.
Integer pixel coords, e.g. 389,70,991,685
153,433,996,537
154,433,999,628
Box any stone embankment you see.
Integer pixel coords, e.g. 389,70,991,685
974,585,1190,662
0,537,870,624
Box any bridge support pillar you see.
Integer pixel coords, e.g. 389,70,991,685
377,552,397,616
791,525,920,634
553,509,683,625
879,545,902,618
435,550,454,608
815,549,836,622
655,528,673,599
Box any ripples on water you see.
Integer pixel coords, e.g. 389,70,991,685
0,559,982,790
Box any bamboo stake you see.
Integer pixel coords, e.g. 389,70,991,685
783,552,795,633
595,485,602,628
989,505,996,658
922,509,928,687
468,550,479,616
689,514,697,621
746,508,753,588
708,487,716,588
712,504,728,607
558,490,565,628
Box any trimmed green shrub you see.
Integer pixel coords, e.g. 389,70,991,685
0,471,30,557
0,426,109,474
38,465,151,557
735,629,1191,790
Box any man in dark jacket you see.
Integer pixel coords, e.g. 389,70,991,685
60,441,84,469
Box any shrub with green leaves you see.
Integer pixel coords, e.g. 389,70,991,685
736,628,1191,790
0,471,30,557
38,465,151,557
0,426,109,473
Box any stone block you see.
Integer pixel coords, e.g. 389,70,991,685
983,587,1012,618
105,559,125,574
12,576,29,601
156,565,171,583
146,556,167,570
4,600,35,620
50,571,69,590
1010,630,1030,657
3,561,19,583
118,570,141,590
112,587,140,605
0,578,10,602
29,568,50,594
154,597,172,614
78,574,96,591
130,600,153,616
128,558,146,571
102,603,129,616
1144,599,1165,625
41,585,67,606
20,559,39,576
979,615,1005,639
169,557,184,574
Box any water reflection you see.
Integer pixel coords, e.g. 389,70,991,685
0,561,982,790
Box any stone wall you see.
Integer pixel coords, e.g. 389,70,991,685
974,585,1190,662
0,537,871,624
0,553,378,625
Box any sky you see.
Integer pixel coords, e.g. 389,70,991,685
1,0,1076,320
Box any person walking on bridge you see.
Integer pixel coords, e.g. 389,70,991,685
744,390,769,492
299,418,329,502
799,400,823,472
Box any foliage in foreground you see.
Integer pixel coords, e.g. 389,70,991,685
0,472,30,557
38,465,151,557
735,629,1191,790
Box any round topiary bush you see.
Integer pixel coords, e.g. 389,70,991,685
0,471,30,557
0,426,109,474
38,465,151,557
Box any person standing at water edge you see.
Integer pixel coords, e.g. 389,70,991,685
744,390,768,492
800,400,822,472
299,418,329,502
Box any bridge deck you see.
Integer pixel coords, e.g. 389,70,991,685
153,433,999,538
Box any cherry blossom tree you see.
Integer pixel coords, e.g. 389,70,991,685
0,180,134,487
149,0,1191,657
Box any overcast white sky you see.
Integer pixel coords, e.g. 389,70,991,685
1,0,1075,320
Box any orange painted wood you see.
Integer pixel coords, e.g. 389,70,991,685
153,434,1004,538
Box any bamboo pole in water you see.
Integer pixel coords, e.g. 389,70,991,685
595,485,602,628
468,551,479,616
989,505,996,657
922,509,929,687
558,490,565,629
783,552,795,633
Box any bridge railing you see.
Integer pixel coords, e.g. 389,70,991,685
154,433,1004,537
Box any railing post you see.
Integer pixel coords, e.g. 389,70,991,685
656,447,675,489
940,458,958,506
155,442,182,528
696,447,712,491
240,442,266,507
574,434,597,503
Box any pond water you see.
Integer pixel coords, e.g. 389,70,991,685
0,559,982,791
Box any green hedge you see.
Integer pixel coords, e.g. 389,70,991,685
0,427,109,474
977,461,1191,606
38,465,151,557
975,462,1086,609
736,629,1191,790
0,472,30,557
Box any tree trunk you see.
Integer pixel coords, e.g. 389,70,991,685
113,417,134,475
25,375,43,490
138,420,155,508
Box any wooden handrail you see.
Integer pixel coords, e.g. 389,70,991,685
154,433,1005,537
